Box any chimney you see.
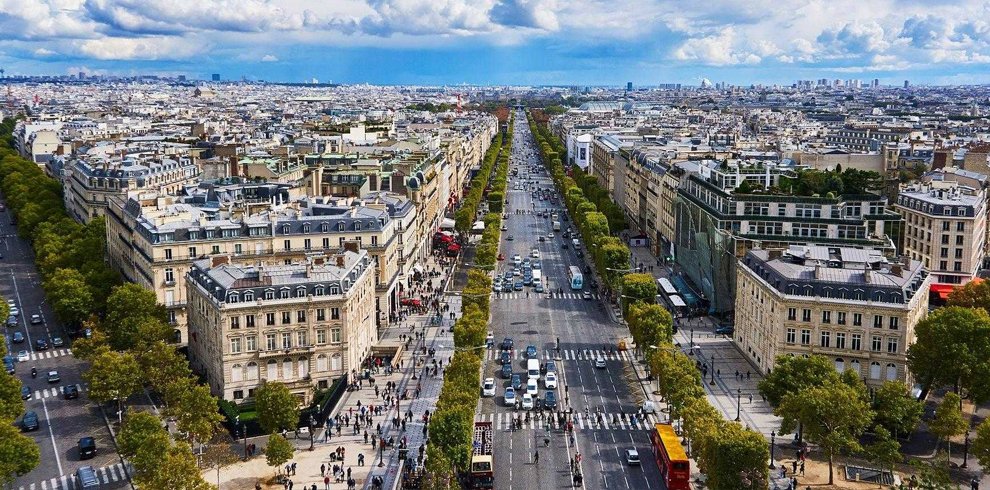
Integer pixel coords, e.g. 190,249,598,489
814,261,822,279
313,257,325,266
891,264,903,276
767,249,783,261
211,256,229,268
863,264,872,284
336,255,345,267
343,240,360,254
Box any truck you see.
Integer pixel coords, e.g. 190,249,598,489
552,221,561,231
468,421,494,488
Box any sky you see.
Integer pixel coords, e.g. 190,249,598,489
3,0,990,86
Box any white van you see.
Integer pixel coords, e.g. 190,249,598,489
527,359,541,380
572,238,581,249
532,270,542,286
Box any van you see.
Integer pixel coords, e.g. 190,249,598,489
572,239,581,249
526,359,540,380
76,466,100,489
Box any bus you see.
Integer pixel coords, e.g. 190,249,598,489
568,266,583,290
656,278,678,296
650,424,690,490
656,293,688,319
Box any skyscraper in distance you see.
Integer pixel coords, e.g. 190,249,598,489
212,73,221,81
626,81,633,91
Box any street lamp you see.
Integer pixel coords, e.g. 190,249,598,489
709,355,716,386
236,415,247,461
309,415,316,451
689,328,694,354
769,431,776,469
735,388,742,422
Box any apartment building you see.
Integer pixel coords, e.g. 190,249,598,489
895,180,987,287
106,184,400,343
186,250,376,403
63,157,200,223
734,245,931,386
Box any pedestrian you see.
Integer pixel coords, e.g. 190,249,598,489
321,463,326,476
292,462,297,475
792,460,797,473
791,477,798,489
324,476,330,490
288,480,294,490
749,394,753,404
347,467,352,479
800,461,805,475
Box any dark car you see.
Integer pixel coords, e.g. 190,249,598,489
35,339,49,351
501,338,514,351
21,411,39,431
525,345,538,359
11,331,24,343
544,390,558,410
499,351,511,365
714,325,735,336
46,370,60,384
3,359,13,375
513,281,523,291
78,437,97,459
20,386,31,400
63,384,80,400
501,363,513,379
6,315,16,327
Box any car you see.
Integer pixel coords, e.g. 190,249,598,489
78,437,97,459
511,374,523,390
499,351,511,365
63,384,79,400
532,261,541,270
531,250,540,259
6,315,16,327
16,350,28,362
46,370,60,383
594,358,607,369
3,359,13,374
500,225,507,231
626,449,641,466
534,284,545,293
501,338,514,351
525,345,538,359
492,281,502,292
715,324,735,336
538,236,545,242
9,307,18,317
545,361,558,373
523,276,532,286
526,378,538,396
521,393,534,410
547,233,554,239
503,271,513,281
51,337,64,347
20,386,31,400
513,255,522,265
561,242,568,249
513,281,523,291
641,401,657,414
482,378,496,397
35,339,48,351
11,331,24,343
544,390,558,410
503,387,516,407
21,411,39,431
30,314,42,325
502,283,513,293
501,363,513,379
506,235,514,241
583,291,592,300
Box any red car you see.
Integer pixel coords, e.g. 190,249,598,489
497,253,505,261
400,298,422,307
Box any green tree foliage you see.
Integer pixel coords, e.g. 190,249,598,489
119,411,167,459
627,303,673,351
265,433,294,475
620,273,657,315
83,349,144,415
45,268,94,327
69,319,110,362
863,427,902,488
164,377,223,445
699,424,770,490
907,306,990,402
928,392,967,457
871,381,923,438
0,371,25,422
777,384,873,485
758,355,841,408
255,381,300,435
105,283,171,351
138,341,194,395
649,349,704,419
136,440,214,490
972,417,990,471
946,278,990,313
0,423,41,486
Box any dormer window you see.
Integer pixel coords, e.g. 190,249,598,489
315,286,325,296
227,292,239,303
303,223,311,233
280,288,290,299
282,224,290,234
355,222,362,231
296,287,307,298
321,222,329,232
265,289,275,300
244,291,255,301
337,222,345,231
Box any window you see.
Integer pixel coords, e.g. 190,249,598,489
834,358,845,372
227,293,239,303
266,313,275,326
164,268,175,283
851,334,862,351
246,362,258,380
281,333,292,349
835,332,846,349
235,244,243,254
296,287,306,298
164,249,173,260
955,248,964,259
188,246,197,257
820,331,831,348
331,308,341,320
304,238,312,250
886,363,898,381
282,359,294,379
230,337,241,354
298,331,308,347
211,245,220,255
246,336,257,351
322,238,330,249
280,289,290,299
230,317,240,329
231,366,242,383
800,329,811,345
297,310,307,322
265,290,275,300
942,221,950,231
787,308,796,321
316,354,328,372
871,336,882,352
941,235,949,244
281,312,291,325
853,313,863,327
298,357,309,378
246,315,256,328
837,312,846,325
317,329,327,345
317,309,326,321
887,338,899,354
331,328,342,344
283,239,291,251
266,360,277,380
786,328,796,343
873,315,883,328
889,317,899,330
954,261,963,272
802,309,811,322
331,354,342,371
957,221,966,231
956,235,965,245
870,361,881,380
244,291,254,301
265,333,277,351
822,311,831,324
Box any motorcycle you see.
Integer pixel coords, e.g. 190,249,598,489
30,367,37,378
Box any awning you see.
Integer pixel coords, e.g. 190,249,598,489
412,264,424,273
440,218,456,230
930,283,956,300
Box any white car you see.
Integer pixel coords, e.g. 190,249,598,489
531,249,540,259
544,372,558,389
513,255,522,266
9,307,18,317
547,233,554,239
526,378,538,396
626,449,641,466
482,378,496,397
521,393,534,410
16,350,29,362
29,314,42,325
594,358,607,369
503,387,517,407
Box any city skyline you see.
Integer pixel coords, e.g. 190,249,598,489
3,0,990,85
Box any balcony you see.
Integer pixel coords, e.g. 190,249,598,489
257,345,317,359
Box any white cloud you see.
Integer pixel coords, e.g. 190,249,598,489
76,36,207,60
33,48,57,56
261,54,279,62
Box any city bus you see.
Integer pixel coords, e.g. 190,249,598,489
567,266,583,290
656,278,678,296
650,424,690,490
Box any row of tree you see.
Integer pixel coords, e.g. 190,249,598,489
0,332,42,486
454,130,504,234
424,115,513,488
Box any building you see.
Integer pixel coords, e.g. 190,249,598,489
186,249,376,403
734,245,931,385
895,180,987,287
212,74,221,82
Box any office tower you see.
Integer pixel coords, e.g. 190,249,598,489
212,73,221,81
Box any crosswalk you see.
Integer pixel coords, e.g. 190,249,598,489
476,411,659,431
25,348,71,362
31,384,86,401
493,292,600,300
487,349,631,362
17,462,130,490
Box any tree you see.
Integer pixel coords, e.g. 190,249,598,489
201,434,240,489
777,384,873,485
0,423,41,487
68,318,110,361
699,424,770,490
680,396,724,463
946,278,990,313
265,433,294,476
650,349,704,418
759,355,840,408
620,273,657,315
104,283,169,351
255,381,299,435
45,268,94,327
972,417,990,471
871,381,924,438
134,440,213,490
138,341,193,395
928,392,967,458
627,303,673,352
164,377,223,447
907,306,990,402
0,371,24,422
118,411,167,459
83,349,144,420
863,427,902,488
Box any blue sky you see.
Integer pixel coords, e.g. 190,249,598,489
3,0,990,85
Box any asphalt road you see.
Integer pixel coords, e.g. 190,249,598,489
477,111,664,490
0,200,130,490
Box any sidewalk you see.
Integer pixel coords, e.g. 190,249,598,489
207,254,461,490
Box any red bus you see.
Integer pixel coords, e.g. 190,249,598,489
650,423,691,490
